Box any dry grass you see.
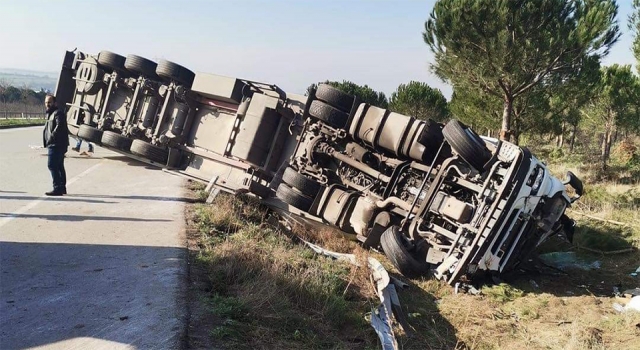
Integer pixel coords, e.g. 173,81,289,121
435,289,640,350
184,143,640,349
187,192,380,349
541,145,640,250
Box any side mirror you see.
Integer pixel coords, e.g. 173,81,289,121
563,171,583,202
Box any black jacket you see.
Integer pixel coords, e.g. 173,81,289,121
43,107,69,149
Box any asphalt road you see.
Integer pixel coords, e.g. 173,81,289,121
0,126,188,350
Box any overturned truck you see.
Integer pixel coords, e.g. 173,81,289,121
55,49,584,284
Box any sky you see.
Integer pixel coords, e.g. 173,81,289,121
0,0,636,99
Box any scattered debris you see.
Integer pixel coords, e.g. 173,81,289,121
530,280,540,290
454,282,481,295
623,288,640,297
614,285,622,297
538,252,601,271
613,296,640,313
300,239,408,350
630,266,640,278
119,316,129,321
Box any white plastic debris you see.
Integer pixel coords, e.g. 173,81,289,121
613,295,640,313
300,238,403,350
630,266,640,277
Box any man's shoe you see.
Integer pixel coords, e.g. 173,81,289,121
45,190,64,196
62,188,67,195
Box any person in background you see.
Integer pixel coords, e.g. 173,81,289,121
42,95,69,196
72,138,94,154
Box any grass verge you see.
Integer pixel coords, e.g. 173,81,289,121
185,184,379,349
0,118,46,127
183,177,640,350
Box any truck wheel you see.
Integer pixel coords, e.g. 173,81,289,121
249,181,273,199
97,51,126,73
381,226,429,277
276,183,313,212
418,119,446,163
101,131,133,151
77,124,103,144
282,166,322,197
156,60,195,88
130,139,168,164
442,120,491,172
315,84,355,113
124,55,158,78
308,100,349,129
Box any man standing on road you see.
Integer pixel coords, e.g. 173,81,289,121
43,95,69,196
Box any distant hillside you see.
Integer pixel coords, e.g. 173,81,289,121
0,68,58,92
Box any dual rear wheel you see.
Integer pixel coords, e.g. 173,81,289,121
275,166,323,212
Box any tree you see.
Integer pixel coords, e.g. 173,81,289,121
3,86,22,103
449,55,600,145
423,0,620,141
629,0,640,69
308,80,388,108
449,85,501,134
581,64,640,170
388,81,449,122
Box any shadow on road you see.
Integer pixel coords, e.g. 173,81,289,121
0,195,116,204
0,190,26,194
0,213,172,222
0,193,194,204
102,155,163,169
0,241,187,349
69,194,199,203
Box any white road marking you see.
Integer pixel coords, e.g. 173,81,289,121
0,161,104,229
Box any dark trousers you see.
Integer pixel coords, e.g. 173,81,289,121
47,147,67,191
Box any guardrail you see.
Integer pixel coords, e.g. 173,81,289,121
0,111,47,119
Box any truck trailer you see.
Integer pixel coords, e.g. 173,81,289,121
54,49,583,284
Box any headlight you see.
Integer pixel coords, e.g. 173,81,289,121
529,166,545,194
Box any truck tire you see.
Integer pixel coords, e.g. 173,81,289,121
156,60,195,88
77,124,103,144
308,100,349,129
249,181,273,199
442,120,491,172
124,55,158,78
130,139,168,164
381,226,429,277
418,119,446,163
282,166,322,198
101,131,133,152
315,84,355,113
276,183,313,212
97,51,126,72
